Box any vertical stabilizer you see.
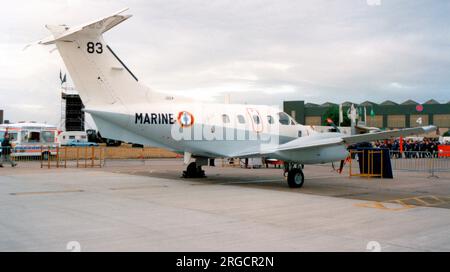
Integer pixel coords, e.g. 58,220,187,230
39,9,155,108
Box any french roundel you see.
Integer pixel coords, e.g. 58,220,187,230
177,111,195,128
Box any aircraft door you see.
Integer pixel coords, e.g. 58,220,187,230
247,108,263,133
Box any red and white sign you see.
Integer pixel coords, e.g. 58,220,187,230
416,104,424,112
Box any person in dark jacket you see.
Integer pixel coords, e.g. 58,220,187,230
1,133,17,167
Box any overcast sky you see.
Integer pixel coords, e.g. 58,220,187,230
1,0,450,126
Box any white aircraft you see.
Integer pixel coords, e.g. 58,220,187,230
35,9,435,188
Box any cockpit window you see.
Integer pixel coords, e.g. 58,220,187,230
278,112,291,125
267,115,275,124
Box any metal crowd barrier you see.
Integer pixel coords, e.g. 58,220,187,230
1,146,48,166
389,151,450,177
347,149,449,178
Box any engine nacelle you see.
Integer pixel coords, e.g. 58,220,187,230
274,144,348,164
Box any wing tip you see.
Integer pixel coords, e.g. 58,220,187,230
422,125,437,133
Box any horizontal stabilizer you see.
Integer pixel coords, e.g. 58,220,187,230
38,8,131,45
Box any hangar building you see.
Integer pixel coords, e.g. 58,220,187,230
284,99,450,135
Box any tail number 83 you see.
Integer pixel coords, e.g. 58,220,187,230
87,42,103,54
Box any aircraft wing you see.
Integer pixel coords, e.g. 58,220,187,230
231,125,436,160
342,125,436,145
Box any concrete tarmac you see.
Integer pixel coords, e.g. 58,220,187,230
1,160,450,251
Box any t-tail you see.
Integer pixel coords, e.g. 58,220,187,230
37,8,159,108
35,8,174,146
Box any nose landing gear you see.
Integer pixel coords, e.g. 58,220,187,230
284,163,305,188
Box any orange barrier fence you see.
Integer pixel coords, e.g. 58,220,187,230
348,150,384,178
35,146,178,169
40,146,104,169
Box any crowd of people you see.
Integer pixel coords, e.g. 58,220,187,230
373,138,447,158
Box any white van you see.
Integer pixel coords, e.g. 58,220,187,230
59,131,88,146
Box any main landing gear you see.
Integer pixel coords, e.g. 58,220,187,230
182,160,206,178
284,163,305,188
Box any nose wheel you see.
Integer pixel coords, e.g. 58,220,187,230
284,163,305,188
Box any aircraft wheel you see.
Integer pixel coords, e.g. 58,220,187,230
183,162,197,178
287,168,304,188
183,162,206,178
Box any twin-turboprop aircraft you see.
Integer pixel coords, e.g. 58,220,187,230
35,9,436,188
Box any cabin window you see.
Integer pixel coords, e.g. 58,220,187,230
69,136,76,139
237,115,246,124
278,112,291,125
222,114,230,124
253,115,261,124
267,115,275,124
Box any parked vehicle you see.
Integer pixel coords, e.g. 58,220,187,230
0,122,59,158
59,131,88,146
86,129,122,146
